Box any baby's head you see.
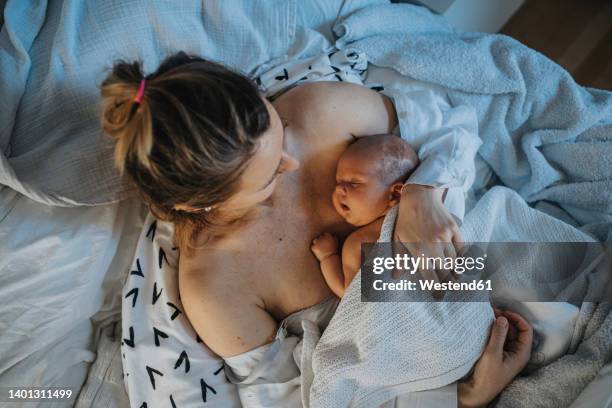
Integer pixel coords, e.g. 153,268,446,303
333,134,419,226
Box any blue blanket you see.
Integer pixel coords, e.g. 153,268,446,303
334,3,612,234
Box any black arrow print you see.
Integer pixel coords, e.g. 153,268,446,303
274,68,289,81
330,65,341,73
170,395,176,408
146,365,163,390
130,258,144,277
146,220,157,242
167,302,182,320
123,326,135,348
125,288,139,308
158,247,169,268
139,402,148,408
213,363,230,382
335,74,343,82
152,282,163,305
153,327,169,347
174,350,190,373
200,378,217,403
370,85,385,92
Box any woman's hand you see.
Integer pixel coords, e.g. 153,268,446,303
394,184,462,280
458,310,534,408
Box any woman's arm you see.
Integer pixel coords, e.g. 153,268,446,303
180,270,278,358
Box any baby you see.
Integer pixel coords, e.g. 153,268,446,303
311,134,419,297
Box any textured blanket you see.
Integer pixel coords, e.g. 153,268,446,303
461,187,612,408
334,3,612,232
309,204,494,408
310,186,611,408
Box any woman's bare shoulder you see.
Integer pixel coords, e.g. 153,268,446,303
277,81,375,113
276,81,397,136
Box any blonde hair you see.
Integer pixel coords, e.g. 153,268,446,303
100,52,270,257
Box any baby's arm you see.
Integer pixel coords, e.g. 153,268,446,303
339,232,363,292
311,233,345,297
311,231,365,298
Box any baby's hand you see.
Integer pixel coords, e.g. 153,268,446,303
311,233,338,261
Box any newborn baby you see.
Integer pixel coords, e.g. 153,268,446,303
311,134,419,297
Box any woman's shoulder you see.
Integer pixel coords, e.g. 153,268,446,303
277,81,374,110
275,81,397,137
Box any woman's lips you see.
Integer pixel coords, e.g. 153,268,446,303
340,203,350,211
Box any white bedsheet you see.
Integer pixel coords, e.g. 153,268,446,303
0,186,146,407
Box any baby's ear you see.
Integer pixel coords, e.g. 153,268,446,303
388,182,404,205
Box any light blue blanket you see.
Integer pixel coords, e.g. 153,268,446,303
334,3,612,234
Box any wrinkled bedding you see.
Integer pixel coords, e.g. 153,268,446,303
2,0,611,407
0,187,146,407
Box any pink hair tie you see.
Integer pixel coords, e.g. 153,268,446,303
134,79,147,104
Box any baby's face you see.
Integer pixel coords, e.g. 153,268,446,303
332,152,392,227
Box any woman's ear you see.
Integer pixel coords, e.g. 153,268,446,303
388,182,404,206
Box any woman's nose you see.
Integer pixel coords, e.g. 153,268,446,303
281,151,300,173
335,183,347,195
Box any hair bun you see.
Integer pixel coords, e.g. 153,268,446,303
100,59,153,174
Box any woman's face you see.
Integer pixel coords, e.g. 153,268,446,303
223,99,300,212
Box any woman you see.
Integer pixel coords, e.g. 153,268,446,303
101,52,532,407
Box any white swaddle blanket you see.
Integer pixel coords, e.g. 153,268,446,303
308,205,494,408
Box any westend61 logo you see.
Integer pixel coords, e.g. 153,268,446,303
372,253,487,275
360,242,612,302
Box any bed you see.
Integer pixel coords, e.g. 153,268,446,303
1,1,610,407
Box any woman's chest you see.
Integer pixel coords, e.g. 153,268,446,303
212,127,355,317
224,165,349,318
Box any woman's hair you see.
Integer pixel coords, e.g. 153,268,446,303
100,52,270,256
